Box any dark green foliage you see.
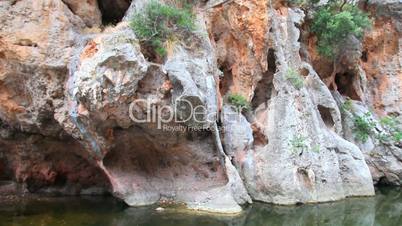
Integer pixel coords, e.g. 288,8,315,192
311,1,371,58
342,100,401,144
353,112,375,142
130,0,195,57
380,116,402,143
228,94,251,112
394,131,402,143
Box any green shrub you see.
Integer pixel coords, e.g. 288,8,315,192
380,116,402,143
130,0,195,57
311,1,371,58
393,131,402,143
228,94,250,112
341,99,353,113
286,68,304,90
375,133,390,143
380,116,398,128
353,112,375,142
290,135,308,153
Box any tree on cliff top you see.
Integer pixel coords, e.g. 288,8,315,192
130,0,196,60
311,0,371,59
311,0,371,90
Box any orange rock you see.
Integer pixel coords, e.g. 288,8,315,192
208,0,270,99
80,40,99,60
361,17,401,114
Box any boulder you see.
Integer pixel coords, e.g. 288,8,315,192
62,0,102,27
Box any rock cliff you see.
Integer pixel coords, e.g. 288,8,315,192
0,0,400,213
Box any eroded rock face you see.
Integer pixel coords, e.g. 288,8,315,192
207,0,269,99
0,0,400,214
303,0,402,186
362,0,402,116
336,96,402,185
0,0,107,195
0,127,109,195
356,1,402,185
224,7,374,204
0,0,84,134
55,6,250,211
62,0,102,27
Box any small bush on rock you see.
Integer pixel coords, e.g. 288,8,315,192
286,68,304,90
353,112,375,142
340,99,353,113
380,116,402,143
290,135,308,153
130,0,195,57
343,103,401,144
228,94,250,112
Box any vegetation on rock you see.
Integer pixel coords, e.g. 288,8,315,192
290,135,308,153
228,93,250,112
286,68,304,90
287,0,320,8
353,112,376,142
380,116,402,143
340,99,353,113
340,100,374,143
130,0,195,57
342,100,402,144
311,0,371,59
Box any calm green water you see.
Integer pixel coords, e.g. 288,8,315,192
0,187,401,226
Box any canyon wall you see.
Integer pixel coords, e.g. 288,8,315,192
0,0,400,213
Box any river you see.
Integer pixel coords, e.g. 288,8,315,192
0,187,401,226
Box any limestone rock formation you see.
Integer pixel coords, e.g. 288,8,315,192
0,0,400,214
62,0,102,27
336,96,402,185
54,1,251,211
221,6,374,205
0,0,84,135
305,0,402,186
363,0,402,116
0,0,107,195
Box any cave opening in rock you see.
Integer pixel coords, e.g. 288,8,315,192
54,174,68,187
317,105,335,130
102,128,227,199
377,176,391,186
98,0,132,25
0,158,12,181
251,71,274,109
335,71,361,101
219,65,234,97
26,177,46,193
361,50,368,62
252,126,269,146
251,48,276,109
267,48,277,73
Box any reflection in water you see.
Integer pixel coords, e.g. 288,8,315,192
0,187,401,226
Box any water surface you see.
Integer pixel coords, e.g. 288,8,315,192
0,187,401,226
